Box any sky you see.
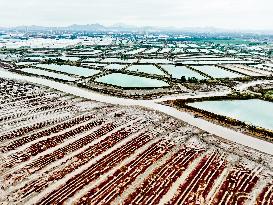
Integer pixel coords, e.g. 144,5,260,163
0,0,272,30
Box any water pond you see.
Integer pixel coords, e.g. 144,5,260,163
193,65,244,78
95,73,169,88
36,64,100,77
127,65,167,76
188,99,273,130
162,65,206,80
21,68,77,81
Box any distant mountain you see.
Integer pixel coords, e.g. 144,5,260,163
1,24,107,32
66,24,107,31
0,24,171,32
110,23,136,29
0,24,273,34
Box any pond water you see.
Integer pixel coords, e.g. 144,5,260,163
36,64,100,77
162,65,206,80
21,68,77,81
82,58,101,62
100,58,137,64
127,65,167,76
25,56,47,60
16,62,38,66
139,58,172,64
126,48,146,55
176,60,254,65
188,99,273,131
193,65,244,78
143,48,158,54
105,64,127,70
158,48,172,53
95,73,169,88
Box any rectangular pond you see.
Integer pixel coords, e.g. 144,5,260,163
16,62,38,66
126,48,146,55
21,68,77,81
36,64,100,77
105,64,127,70
188,99,273,131
193,65,244,78
127,65,167,76
143,48,158,54
161,65,207,80
139,58,172,64
100,58,137,64
82,58,101,63
176,60,254,65
158,48,172,53
95,73,169,88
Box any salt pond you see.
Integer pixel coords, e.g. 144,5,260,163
36,64,100,77
177,60,255,65
21,68,77,81
188,99,273,130
100,58,137,64
139,58,172,64
105,64,127,70
16,62,38,66
162,65,206,80
95,73,169,88
193,65,244,78
127,65,167,76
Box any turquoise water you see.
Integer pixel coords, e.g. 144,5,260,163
95,73,169,88
188,99,273,130
105,64,127,70
25,56,47,60
139,59,172,64
162,65,206,80
16,62,37,66
36,64,100,77
127,65,166,76
82,58,101,62
178,61,253,65
21,68,77,81
26,56,80,61
126,48,146,55
100,58,137,63
193,65,243,78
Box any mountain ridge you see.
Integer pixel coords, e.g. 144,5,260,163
0,24,273,34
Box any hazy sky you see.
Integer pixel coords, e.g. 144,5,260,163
0,0,272,30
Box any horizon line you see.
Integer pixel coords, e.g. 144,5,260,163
1,24,273,33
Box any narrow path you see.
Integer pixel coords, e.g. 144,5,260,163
1,69,273,155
